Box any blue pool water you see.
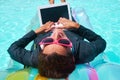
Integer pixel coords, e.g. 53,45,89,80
0,0,120,79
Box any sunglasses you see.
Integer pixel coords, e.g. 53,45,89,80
39,37,72,48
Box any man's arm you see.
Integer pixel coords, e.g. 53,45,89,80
8,21,54,67
58,17,106,53
58,17,106,63
74,25,106,63
7,30,38,67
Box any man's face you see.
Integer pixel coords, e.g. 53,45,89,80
42,29,71,56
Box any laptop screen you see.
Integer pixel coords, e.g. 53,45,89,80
38,3,71,25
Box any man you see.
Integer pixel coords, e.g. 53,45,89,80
8,18,106,79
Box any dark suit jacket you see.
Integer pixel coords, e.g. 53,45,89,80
8,25,106,67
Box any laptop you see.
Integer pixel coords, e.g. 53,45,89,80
38,3,72,25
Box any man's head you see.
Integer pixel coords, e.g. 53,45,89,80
38,51,75,78
38,29,75,78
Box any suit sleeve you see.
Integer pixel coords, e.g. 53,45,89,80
7,30,39,67
74,25,106,64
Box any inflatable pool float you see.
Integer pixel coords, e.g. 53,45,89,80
4,62,120,80
5,64,98,80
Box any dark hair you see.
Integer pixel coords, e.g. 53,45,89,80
38,51,75,79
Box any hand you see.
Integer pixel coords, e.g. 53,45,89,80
35,21,54,34
58,17,80,29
